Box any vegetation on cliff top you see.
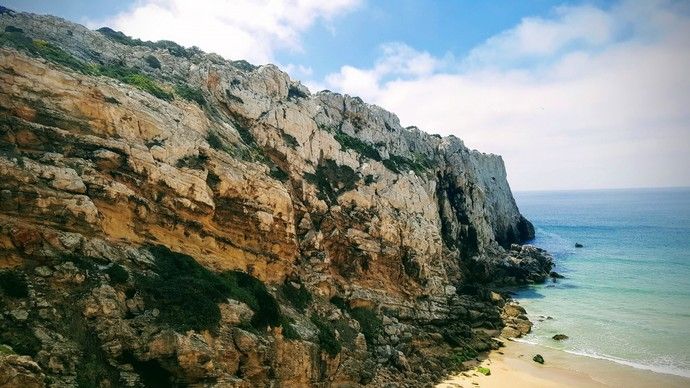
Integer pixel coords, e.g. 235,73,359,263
0,29,186,102
96,27,200,58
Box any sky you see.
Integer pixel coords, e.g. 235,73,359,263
5,0,690,191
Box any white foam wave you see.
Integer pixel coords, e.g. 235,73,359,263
513,338,690,378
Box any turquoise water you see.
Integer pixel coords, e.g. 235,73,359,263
513,187,690,378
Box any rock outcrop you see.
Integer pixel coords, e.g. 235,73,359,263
0,8,550,387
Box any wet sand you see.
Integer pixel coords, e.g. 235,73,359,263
436,339,690,388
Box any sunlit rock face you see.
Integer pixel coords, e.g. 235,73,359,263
0,8,544,387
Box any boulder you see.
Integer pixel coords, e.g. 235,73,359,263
0,355,46,388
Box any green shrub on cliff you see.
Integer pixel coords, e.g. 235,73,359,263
281,278,312,312
0,31,92,74
138,246,228,331
311,315,341,357
334,131,382,161
206,131,228,152
139,246,285,332
333,319,359,349
144,54,161,69
445,347,479,369
105,263,129,284
97,27,197,58
329,296,348,310
221,270,282,329
382,153,432,175
305,159,360,203
0,31,177,102
269,166,290,182
98,65,173,101
280,317,301,340
349,307,382,345
4,26,23,33
176,153,209,170
175,83,205,106
32,39,94,74
66,309,120,388
0,270,29,298
0,319,40,357
281,132,299,148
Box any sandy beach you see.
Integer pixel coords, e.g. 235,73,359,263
437,339,690,388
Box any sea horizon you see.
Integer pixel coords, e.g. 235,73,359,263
515,185,690,194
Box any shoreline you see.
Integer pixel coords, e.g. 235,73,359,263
437,339,690,388
515,338,690,380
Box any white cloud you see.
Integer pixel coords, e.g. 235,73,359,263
91,0,360,64
316,1,690,190
465,4,616,67
280,63,314,78
322,42,447,102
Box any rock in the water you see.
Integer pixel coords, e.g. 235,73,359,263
550,271,565,279
533,354,545,364
552,334,569,341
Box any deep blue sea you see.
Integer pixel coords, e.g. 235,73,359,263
513,187,690,378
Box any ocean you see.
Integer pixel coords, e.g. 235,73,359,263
512,187,690,378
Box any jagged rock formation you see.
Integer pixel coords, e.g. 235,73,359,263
0,7,551,388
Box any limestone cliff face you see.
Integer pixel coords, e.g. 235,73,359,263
0,8,548,388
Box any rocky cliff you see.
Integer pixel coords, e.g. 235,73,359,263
0,7,552,388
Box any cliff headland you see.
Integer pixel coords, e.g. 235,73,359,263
0,7,553,387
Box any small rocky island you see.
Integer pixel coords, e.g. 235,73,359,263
0,7,553,387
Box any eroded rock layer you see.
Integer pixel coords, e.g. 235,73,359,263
0,8,551,387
